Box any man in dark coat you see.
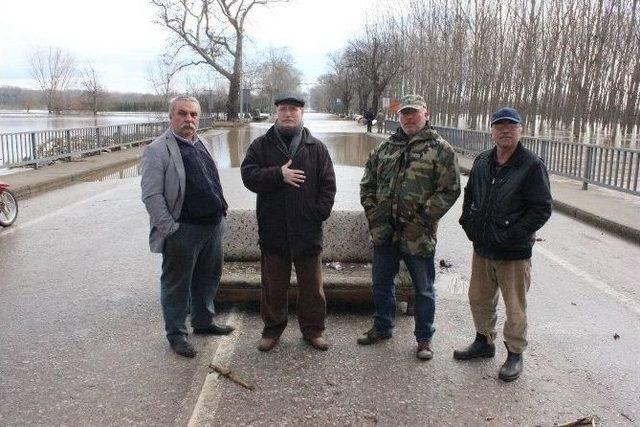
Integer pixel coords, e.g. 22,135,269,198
364,109,375,133
454,107,552,381
241,94,336,352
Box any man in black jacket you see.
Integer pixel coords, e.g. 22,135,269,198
241,94,336,352
454,107,552,381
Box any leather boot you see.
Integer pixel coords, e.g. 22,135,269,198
499,343,523,382
453,332,495,360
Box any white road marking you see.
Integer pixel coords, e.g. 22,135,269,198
188,309,244,427
535,245,640,317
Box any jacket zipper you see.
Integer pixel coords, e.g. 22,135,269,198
482,173,497,242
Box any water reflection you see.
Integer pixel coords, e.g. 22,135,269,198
204,128,379,169
90,116,380,181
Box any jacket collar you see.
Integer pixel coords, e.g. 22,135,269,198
389,126,439,146
171,129,200,145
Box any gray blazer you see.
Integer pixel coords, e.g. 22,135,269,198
140,129,187,253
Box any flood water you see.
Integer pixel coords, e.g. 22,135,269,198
0,110,166,134
92,113,379,181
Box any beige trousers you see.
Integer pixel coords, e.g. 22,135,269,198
468,251,532,353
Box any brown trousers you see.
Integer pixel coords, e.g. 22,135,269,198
468,251,532,353
260,250,326,339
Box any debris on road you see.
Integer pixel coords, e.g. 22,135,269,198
571,302,577,306
439,259,452,268
535,237,546,242
556,415,596,426
209,363,254,391
326,261,344,271
362,413,378,423
620,413,634,422
613,333,620,340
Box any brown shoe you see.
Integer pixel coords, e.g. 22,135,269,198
304,335,330,351
416,341,433,360
357,327,392,345
257,337,279,352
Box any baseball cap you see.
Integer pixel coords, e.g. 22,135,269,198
490,107,522,125
398,94,427,112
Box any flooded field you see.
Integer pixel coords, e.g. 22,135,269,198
0,110,166,134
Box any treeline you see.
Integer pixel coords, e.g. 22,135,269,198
0,86,226,114
313,0,640,143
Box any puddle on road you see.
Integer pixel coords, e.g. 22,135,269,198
89,127,380,182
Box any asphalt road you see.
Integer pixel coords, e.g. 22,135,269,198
1,170,639,425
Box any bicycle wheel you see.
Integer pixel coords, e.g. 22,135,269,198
0,189,18,226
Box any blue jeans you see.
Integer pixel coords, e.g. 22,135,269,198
372,244,436,342
160,220,224,343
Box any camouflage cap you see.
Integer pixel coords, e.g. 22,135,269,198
398,94,427,112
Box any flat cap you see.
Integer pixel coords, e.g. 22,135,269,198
274,94,305,107
398,94,427,112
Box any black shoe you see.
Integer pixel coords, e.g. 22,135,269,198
499,345,523,382
453,332,496,360
357,327,392,345
170,339,197,358
193,321,235,335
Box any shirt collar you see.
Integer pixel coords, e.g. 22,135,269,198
171,130,199,145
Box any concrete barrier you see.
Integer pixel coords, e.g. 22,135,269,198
220,166,373,262
217,166,414,311
223,209,372,262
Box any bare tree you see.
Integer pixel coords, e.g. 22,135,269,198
80,62,104,115
147,54,181,104
346,16,406,115
255,47,302,109
28,47,76,114
326,51,356,115
151,0,287,121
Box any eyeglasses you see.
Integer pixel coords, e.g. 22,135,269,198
492,121,520,130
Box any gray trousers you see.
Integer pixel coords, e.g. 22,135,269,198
160,220,224,342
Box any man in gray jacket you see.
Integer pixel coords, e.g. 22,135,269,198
141,96,233,358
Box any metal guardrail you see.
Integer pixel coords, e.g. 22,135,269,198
0,117,215,169
384,120,640,196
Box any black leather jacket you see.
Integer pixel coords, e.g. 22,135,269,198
459,142,552,260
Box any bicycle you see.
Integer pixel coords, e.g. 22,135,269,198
0,181,18,227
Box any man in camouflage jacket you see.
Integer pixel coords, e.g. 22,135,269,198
358,94,461,360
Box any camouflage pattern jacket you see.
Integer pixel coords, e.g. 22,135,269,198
360,127,461,257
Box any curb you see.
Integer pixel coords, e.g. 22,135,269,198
551,199,640,244
7,128,639,244
11,152,144,200
7,126,231,201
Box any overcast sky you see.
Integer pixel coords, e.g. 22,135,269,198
0,0,373,93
